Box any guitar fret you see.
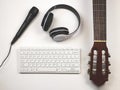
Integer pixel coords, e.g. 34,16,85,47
93,12,106,17
94,17,106,24
94,4,105,5
94,17,105,18
93,10,105,11
94,17,106,20
93,0,106,4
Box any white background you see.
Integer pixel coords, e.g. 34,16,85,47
0,0,120,90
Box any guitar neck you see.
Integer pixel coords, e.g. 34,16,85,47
93,0,106,41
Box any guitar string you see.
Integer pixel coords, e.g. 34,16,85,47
97,0,101,40
94,0,99,40
101,0,106,41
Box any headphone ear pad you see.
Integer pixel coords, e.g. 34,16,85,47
41,13,53,31
49,27,69,42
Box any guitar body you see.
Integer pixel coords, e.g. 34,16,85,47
88,0,111,86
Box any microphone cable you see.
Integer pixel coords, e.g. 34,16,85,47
0,45,12,68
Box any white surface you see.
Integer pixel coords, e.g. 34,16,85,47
0,0,120,90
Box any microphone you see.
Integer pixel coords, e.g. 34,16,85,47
11,6,39,45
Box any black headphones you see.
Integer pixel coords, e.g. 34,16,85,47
41,4,81,42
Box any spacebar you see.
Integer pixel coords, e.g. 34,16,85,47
37,68,57,72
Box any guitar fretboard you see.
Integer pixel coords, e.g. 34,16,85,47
93,0,106,41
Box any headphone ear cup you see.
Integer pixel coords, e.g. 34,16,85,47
41,13,54,31
49,27,69,42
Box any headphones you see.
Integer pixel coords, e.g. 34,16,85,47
41,4,81,42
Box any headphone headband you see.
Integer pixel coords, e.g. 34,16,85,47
42,4,80,36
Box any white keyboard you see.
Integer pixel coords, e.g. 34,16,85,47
17,48,81,74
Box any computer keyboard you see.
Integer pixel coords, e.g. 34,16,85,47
17,48,81,74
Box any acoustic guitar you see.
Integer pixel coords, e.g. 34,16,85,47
88,0,111,86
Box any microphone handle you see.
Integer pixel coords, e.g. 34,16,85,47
11,7,39,45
